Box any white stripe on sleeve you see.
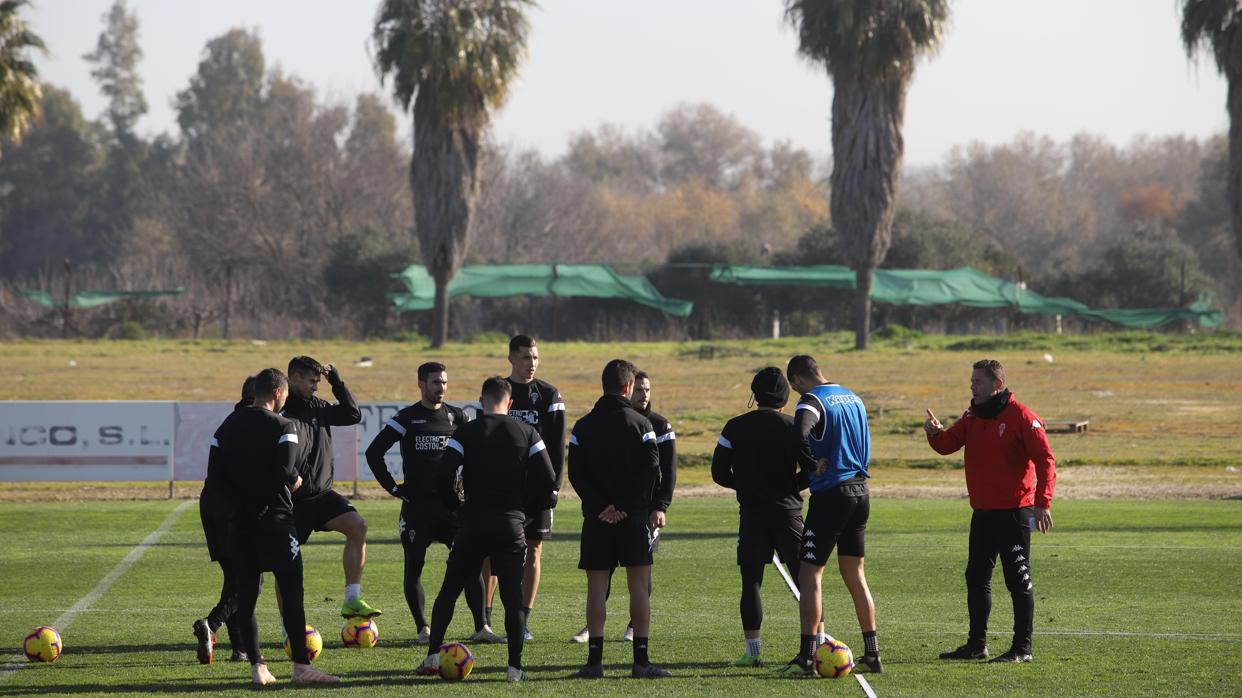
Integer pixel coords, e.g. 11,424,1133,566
548,402,566,412
529,440,547,456
795,402,821,418
446,438,464,455
569,434,579,446
656,431,676,444
641,431,657,443
717,435,732,449
210,437,219,448
278,433,299,445
384,418,407,436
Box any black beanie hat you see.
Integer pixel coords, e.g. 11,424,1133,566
751,367,789,408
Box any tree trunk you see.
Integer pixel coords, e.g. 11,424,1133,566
222,266,232,339
854,266,873,350
1228,73,1242,259
432,273,449,347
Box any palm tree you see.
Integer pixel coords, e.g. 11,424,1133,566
0,0,45,156
785,0,948,349
1182,0,1242,259
372,0,532,347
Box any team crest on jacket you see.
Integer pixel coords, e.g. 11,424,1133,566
529,386,541,404
998,423,1006,438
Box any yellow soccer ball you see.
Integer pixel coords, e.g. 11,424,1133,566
438,642,473,681
283,625,323,662
814,636,854,679
23,626,62,663
341,617,379,648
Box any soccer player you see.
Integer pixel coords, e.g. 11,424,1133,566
415,377,556,683
212,368,338,684
481,334,565,640
711,367,810,668
192,376,257,664
925,359,1056,664
282,356,377,619
363,362,500,645
567,359,670,679
779,355,882,675
569,369,675,644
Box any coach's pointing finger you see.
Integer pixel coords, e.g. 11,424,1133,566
924,409,943,435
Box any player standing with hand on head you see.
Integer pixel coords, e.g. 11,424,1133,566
282,356,377,620
567,359,670,679
778,355,882,676
213,368,339,685
415,377,556,683
926,359,1056,664
364,362,499,646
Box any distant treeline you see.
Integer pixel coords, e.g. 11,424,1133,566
1,25,1236,340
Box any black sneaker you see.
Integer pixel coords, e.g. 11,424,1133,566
989,648,1032,663
191,618,213,665
229,650,248,662
939,642,988,660
772,656,814,677
631,662,671,678
569,663,604,679
858,653,884,673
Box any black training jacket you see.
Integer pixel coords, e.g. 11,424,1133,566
281,377,361,498
568,394,660,518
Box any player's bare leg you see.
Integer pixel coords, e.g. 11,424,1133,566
325,511,379,617
521,539,542,637
839,555,881,671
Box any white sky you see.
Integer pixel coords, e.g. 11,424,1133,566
32,0,1228,166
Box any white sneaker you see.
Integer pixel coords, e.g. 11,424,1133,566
523,627,535,641
569,627,590,643
251,663,276,685
468,625,505,644
416,654,440,676
415,626,431,645
506,666,528,682
621,624,634,642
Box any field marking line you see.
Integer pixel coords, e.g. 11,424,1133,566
772,551,800,601
856,673,878,698
0,500,194,682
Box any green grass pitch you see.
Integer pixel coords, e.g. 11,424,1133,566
2,496,1240,696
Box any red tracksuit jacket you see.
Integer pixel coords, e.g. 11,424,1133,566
927,395,1056,510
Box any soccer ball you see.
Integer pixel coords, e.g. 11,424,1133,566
341,617,379,648
438,642,473,681
23,626,62,663
283,625,323,662
814,636,854,679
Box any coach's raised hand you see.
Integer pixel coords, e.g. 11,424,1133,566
923,409,943,435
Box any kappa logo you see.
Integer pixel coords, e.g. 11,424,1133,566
409,419,427,424
998,423,1007,438
1022,573,1030,581
1026,583,1033,591
1018,565,1028,574
804,529,815,538
804,541,817,550
1011,545,1023,552
1014,555,1026,563
1031,420,1042,430
803,552,816,560
289,533,300,560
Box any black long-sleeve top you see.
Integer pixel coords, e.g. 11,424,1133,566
637,405,676,513
210,406,302,521
281,375,361,498
439,413,556,520
568,394,660,517
364,402,468,500
711,409,809,512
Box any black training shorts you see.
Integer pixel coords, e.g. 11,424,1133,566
199,485,232,562
578,510,656,570
800,482,869,566
399,498,459,550
524,508,554,541
231,513,302,574
449,514,528,581
293,489,357,544
737,506,805,567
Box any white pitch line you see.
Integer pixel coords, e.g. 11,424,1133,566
856,673,878,698
0,500,194,682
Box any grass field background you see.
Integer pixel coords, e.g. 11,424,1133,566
1,497,1240,696
2,334,1241,694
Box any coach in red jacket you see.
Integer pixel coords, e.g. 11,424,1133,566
924,359,1056,664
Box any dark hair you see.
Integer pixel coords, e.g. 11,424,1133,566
240,375,256,405
418,362,447,382
288,355,323,378
480,375,512,404
253,368,288,398
751,366,790,408
634,370,650,384
786,355,821,381
973,359,1006,383
601,359,638,393
508,334,537,354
